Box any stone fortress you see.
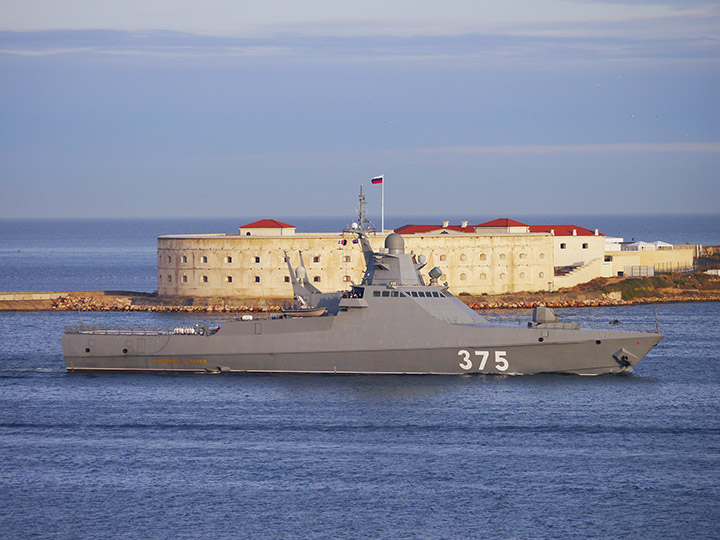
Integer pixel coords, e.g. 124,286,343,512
157,217,698,299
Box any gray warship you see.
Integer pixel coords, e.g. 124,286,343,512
62,194,662,375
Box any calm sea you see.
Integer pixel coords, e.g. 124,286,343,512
1,216,719,539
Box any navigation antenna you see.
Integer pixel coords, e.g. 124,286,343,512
356,184,376,233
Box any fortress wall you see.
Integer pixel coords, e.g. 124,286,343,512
551,234,606,268
606,248,696,276
158,232,555,298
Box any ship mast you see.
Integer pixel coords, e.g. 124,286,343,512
357,184,375,233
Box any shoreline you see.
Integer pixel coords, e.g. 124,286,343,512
2,288,719,313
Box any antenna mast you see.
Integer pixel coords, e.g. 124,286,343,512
357,184,375,233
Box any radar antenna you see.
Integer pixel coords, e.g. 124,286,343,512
344,185,377,278
355,184,375,233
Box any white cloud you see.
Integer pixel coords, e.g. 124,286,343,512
0,0,700,36
417,142,720,155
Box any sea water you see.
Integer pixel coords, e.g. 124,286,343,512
0,216,719,539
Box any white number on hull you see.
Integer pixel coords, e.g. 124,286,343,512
458,350,509,372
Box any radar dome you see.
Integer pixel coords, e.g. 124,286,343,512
385,233,405,254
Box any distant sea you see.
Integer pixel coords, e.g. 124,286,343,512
1,213,718,293
0,214,719,539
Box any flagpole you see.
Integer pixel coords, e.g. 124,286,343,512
381,175,385,234
371,173,385,233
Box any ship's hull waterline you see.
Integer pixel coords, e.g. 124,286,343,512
62,324,662,376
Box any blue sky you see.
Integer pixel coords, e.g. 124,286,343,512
1,0,718,218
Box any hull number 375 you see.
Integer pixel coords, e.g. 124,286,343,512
458,349,509,372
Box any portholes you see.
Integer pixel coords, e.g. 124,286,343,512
538,337,544,342
595,340,602,345
85,348,91,353
122,348,128,354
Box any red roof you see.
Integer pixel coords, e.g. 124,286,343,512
476,218,529,228
394,219,604,237
395,223,475,235
529,225,603,237
240,219,294,229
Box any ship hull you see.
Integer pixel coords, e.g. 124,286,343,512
62,319,662,376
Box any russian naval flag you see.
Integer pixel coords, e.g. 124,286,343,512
371,174,383,184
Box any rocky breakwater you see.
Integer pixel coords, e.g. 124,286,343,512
462,273,720,310
51,293,284,314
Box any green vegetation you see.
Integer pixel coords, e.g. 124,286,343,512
588,273,720,300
